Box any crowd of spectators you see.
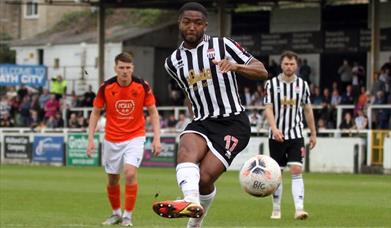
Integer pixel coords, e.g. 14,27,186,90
1,57,390,131
0,84,95,130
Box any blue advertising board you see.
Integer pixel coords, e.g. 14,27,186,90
32,136,64,163
0,64,47,87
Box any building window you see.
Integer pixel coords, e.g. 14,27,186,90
54,58,60,69
25,1,38,19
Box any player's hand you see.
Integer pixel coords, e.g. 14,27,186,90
151,139,161,156
272,128,284,142
212,59,238,73
86,140,96,158
309,135,316,149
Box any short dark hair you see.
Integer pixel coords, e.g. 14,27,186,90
115,52,133,65
178,2,208,19
280,50,298,63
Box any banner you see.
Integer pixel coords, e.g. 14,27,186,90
32,136,64,163
141,137,176,167
67,133,100,166
4,135,31,160
0,64,47,87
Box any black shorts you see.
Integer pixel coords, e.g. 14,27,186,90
268,138,305,168
182,112,251,169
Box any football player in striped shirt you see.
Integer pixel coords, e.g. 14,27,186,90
264,51,317,220
152,2,268,227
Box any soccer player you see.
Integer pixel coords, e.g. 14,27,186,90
152,2,268,227
87,52,161,226
263,51,317,220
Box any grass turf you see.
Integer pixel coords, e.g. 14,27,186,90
0,165,390,227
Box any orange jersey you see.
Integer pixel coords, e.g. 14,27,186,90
93,76,156,142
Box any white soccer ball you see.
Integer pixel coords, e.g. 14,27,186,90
239,155,282,197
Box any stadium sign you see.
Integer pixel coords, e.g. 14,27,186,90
4,135,31,160
32,136,64,163
141,137,176,167
67,133,100,166
0,64,47,87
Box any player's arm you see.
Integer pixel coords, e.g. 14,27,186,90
87,107,101,158
264,104,284,142
212,58,268,81
184,96,194,118
147,105,162,156
304,103,317,149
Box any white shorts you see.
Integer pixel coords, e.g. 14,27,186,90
102,136,146,174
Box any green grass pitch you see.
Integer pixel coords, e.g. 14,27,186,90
0,165,390,227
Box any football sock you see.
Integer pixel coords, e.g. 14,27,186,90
107,184,121,214
176,162,200,204
187,187,216,227
124,183,138,213
122,210,132,219
292,174,304,211
272,182,283,211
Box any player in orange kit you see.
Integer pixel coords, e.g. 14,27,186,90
87,52,161,226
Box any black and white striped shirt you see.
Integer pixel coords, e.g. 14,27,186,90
264,74,311,139
165,34,253,121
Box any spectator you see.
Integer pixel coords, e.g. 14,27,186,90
322,88,331,105
371,71,386,96
352,61,365,87
19,96,31,126
338,59,353,92
30,110,40,128
311,86,322,105
17,85,28,100
248,110,263,127
268,59,280,78
38,88,51,109
299,59,311,83
77,114,88,128
0,112,14,127
68,113,79,128
82,85,96,107
44,94,60,119
251,84,264,106
50,75,67,99
354,109,368,130
0,96,11,121
330,89,341,107
166,114,177,129
175,113,190,131
340,85,354,104
340,112,355,130
55,112,64,128
30,94,41,120
243,87,253,106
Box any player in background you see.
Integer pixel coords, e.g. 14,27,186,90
87,52,161,226
263,51,317,220
152,2,268,228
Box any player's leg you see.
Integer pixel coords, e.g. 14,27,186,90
187,151,225,228
102,139,124,225
121,137,146,226
153,133,208,218
287,138,308,220
269,139,288,219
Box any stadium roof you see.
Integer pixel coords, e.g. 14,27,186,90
5,0,383,9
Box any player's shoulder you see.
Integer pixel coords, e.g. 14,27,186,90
101,76,117,86
132,76,151,93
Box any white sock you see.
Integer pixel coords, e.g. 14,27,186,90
176,162,200,204
272,182,283,211
292,174,304,211
187,188,216,228
113,208,122,216
122,211,132,219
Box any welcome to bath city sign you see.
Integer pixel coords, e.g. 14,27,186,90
0,64,47,88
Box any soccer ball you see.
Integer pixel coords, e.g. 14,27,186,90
239,155,282,197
